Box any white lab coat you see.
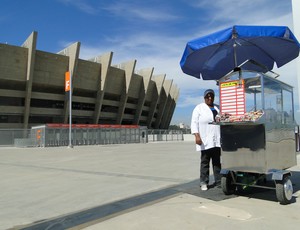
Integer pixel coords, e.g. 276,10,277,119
191,103,221,151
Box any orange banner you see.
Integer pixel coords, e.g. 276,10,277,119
65,71,70,92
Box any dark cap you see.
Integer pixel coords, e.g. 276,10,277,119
204,89,215,97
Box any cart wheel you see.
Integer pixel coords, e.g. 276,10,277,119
276,176,293,205
221,172,236,195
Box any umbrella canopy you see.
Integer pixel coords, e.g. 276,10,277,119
180,25,300,80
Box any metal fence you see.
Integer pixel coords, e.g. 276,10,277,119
0,129,32,147
30,125,148,147
0,127,183,147
147,129,184,142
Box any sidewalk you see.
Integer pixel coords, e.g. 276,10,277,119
1,142,299,229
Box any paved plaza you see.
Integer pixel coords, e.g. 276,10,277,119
1,141,300,229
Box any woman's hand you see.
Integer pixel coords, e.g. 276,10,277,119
194,133,203,145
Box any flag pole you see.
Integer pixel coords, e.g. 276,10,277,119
65,71,73,148
68,71,73,148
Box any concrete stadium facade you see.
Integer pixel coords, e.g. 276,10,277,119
0,31,179,129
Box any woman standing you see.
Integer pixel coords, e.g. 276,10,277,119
191,89,221,191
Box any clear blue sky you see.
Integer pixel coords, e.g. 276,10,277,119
1,0,298,126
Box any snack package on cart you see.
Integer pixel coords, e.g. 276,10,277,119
218,110,264,123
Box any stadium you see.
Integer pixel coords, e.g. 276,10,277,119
0,31,179,129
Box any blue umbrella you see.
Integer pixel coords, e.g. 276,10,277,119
180,25,300,80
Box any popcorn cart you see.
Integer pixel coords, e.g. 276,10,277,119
218,69,298,204
179,25,300,204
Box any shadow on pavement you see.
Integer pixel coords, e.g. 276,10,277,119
227,171,300,204
11,173,299,229
11,179,212,230
183,183,237,201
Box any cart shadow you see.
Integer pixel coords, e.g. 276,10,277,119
234,171,300,204
183,171,300,204
183,182,238,202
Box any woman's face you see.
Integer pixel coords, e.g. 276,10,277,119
204,93,214,106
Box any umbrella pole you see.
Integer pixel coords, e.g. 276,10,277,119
233,41,243,87
233,41,238,67
238,69,243,88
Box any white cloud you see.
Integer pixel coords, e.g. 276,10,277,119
102,2,179,22
57,0,99,14
71,0,298,124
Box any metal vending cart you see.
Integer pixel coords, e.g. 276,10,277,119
218,69,298,205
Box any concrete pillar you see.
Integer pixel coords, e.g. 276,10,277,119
22,31,37,129
292,0,300,120
154,79,173,129
116,59,136,124
89,52,113,124
133,68,153,124
165,87,180,128
147,74,165,128
58,42,81,124
161,86,175,129
161,85,176,129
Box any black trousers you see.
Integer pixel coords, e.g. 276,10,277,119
200,147,221,184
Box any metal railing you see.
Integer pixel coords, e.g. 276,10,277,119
147,129,184,142
0,127,183,147
0,129,32,147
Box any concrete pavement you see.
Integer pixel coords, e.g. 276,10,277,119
1,141,300,229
